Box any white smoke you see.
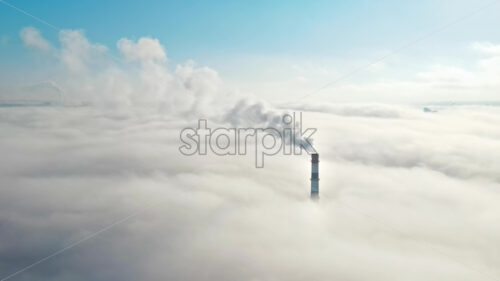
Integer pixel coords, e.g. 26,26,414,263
223,99,316,152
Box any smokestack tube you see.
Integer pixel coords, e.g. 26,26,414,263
311,153,319,199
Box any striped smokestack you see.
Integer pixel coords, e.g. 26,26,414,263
311,153,319,199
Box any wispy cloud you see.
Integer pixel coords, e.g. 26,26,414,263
19,26,51,51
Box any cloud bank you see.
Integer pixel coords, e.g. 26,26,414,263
1,103,500,281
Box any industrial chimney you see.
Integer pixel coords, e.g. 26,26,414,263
311,153,319,199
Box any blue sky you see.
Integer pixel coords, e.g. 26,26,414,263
1,0,500,102
2,0,498,59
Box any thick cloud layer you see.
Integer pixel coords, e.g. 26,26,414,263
1,103,500,281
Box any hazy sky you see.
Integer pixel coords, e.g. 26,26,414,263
1,0,500,103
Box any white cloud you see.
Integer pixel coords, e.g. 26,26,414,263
471,42,500,56
117,37,166,64
216,42,500,104
14,27,227,112
59,29,107,72
417,64,476,88
19,26,51,51
412,43,500,94
309,43,500,103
